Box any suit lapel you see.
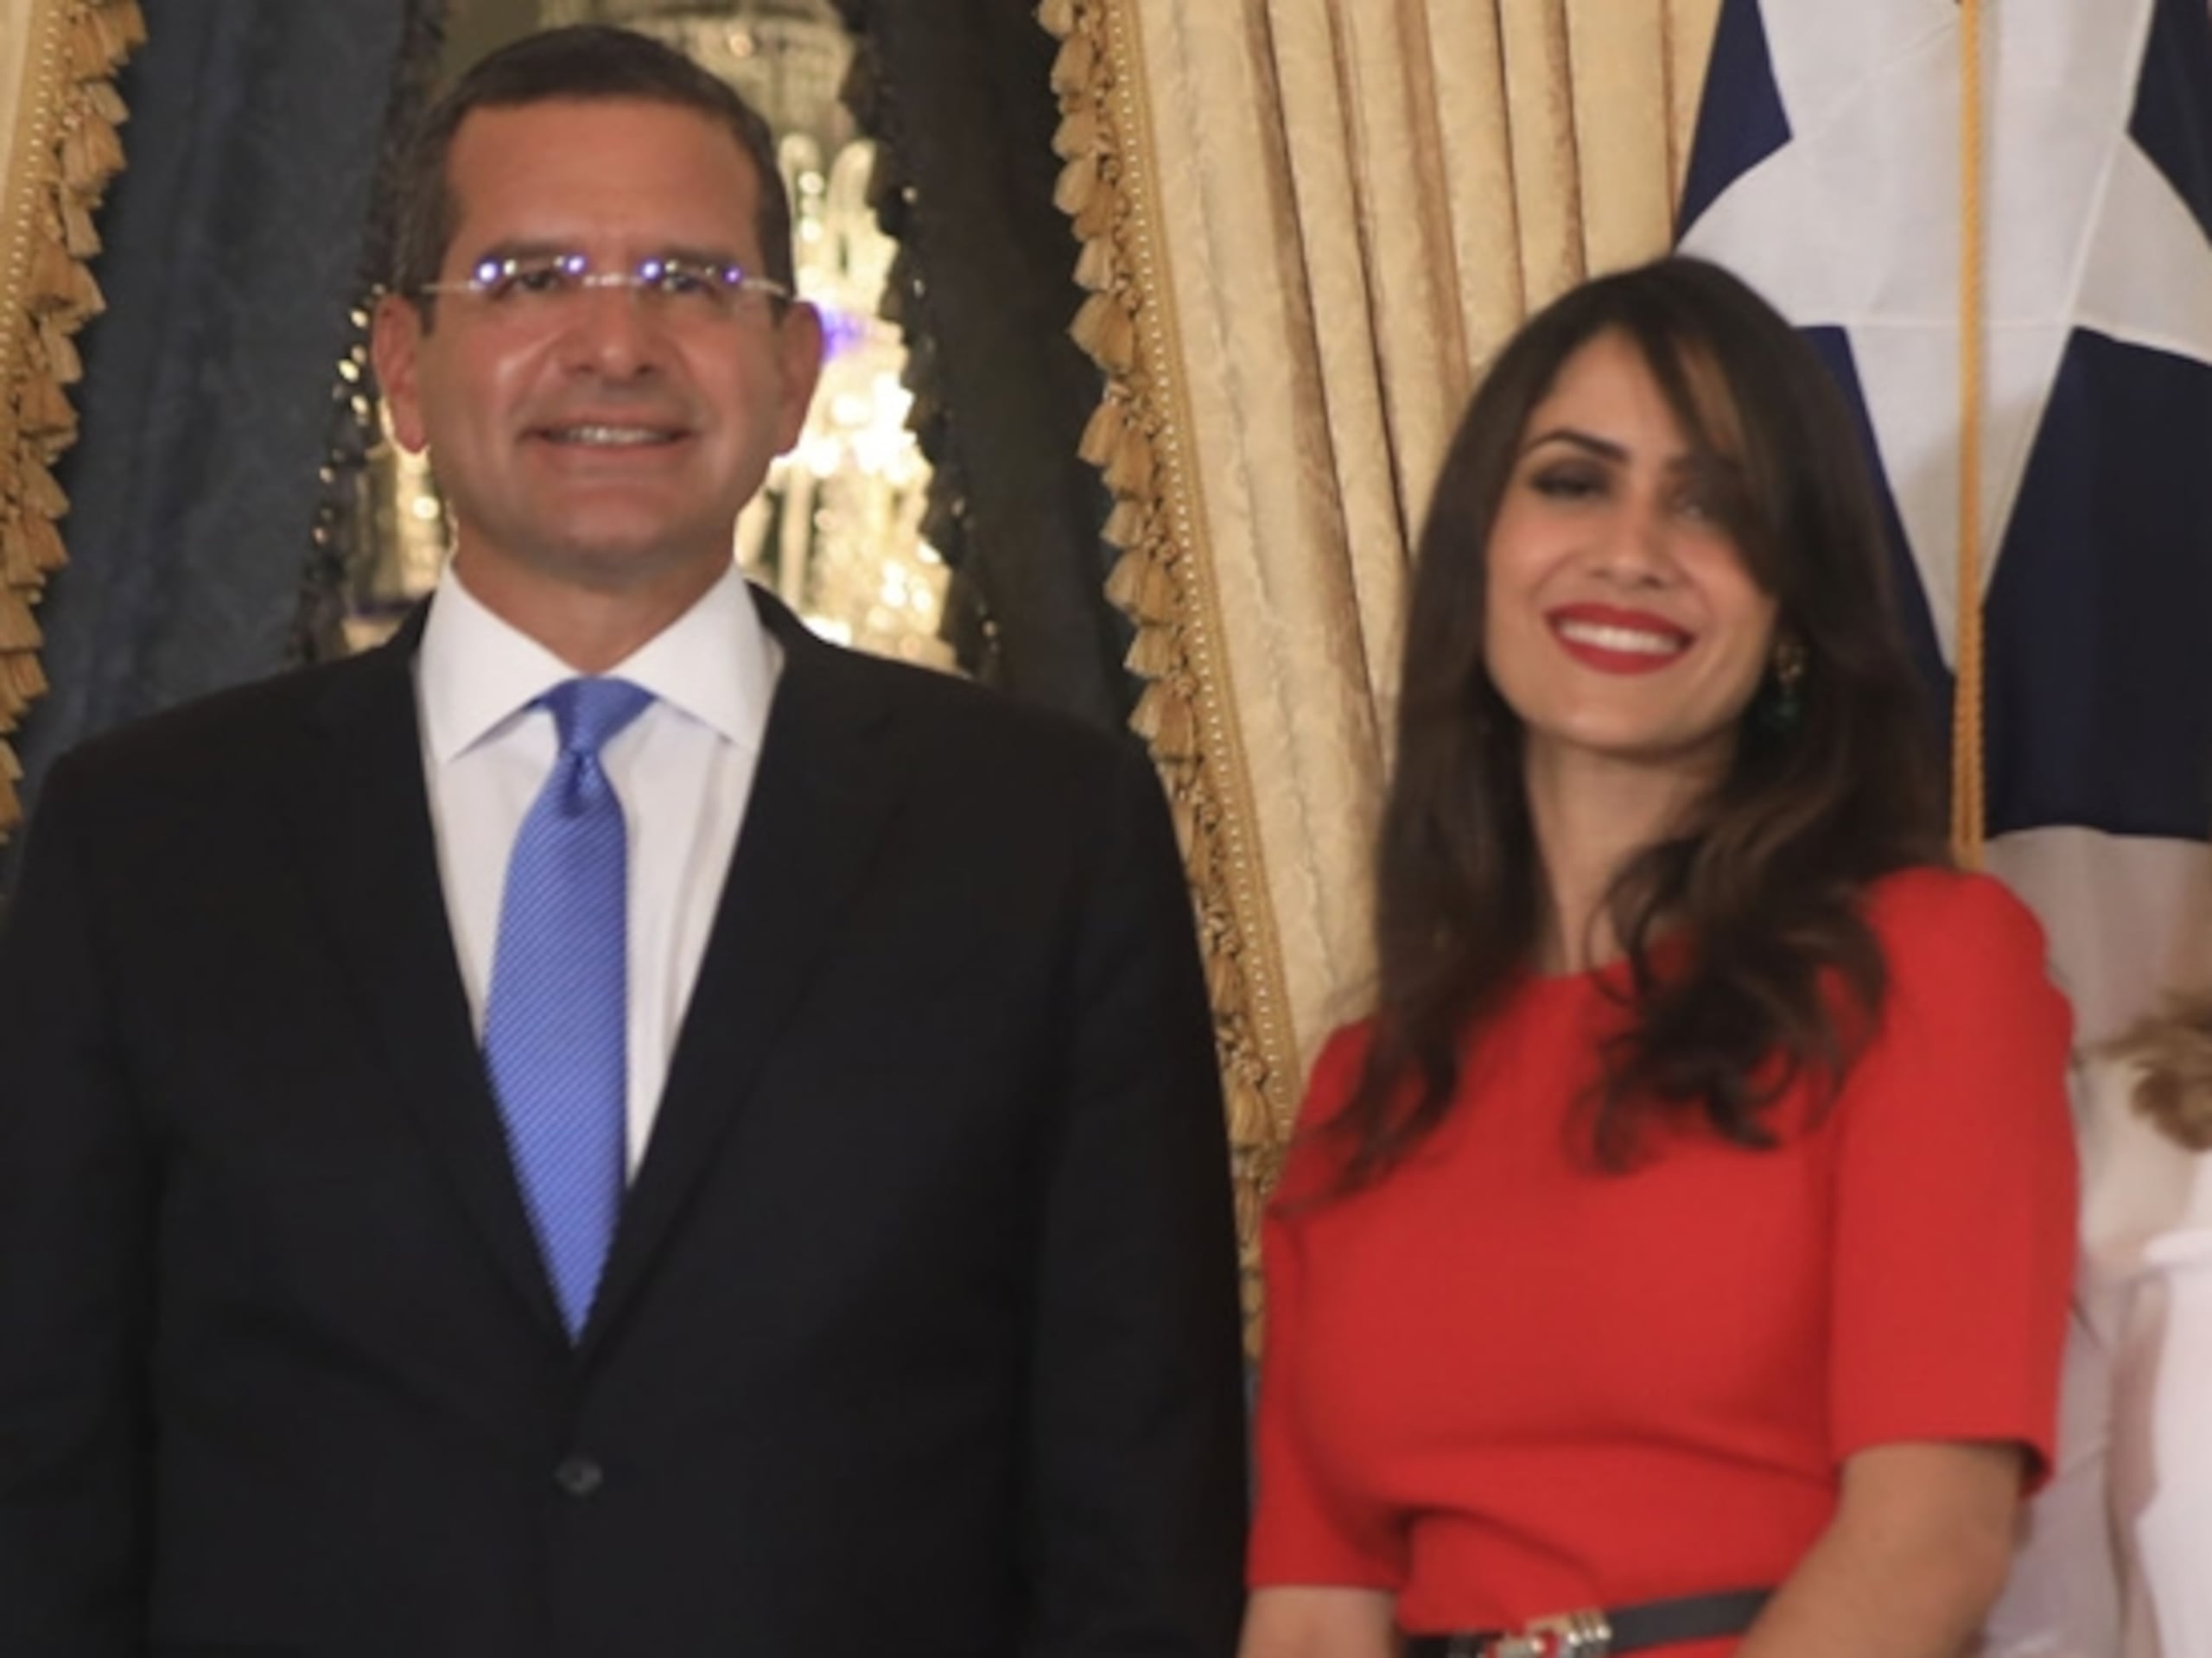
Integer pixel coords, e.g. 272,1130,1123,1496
583,600,904,1350
284,613,563,1335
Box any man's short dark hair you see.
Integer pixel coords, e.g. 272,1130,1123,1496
391,25,795,316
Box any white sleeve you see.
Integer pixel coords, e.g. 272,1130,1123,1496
2120,1220,2212,1658
1981,1280,2124,1658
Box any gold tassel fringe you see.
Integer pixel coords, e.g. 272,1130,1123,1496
1036,0,1291,1350
2,0,143,838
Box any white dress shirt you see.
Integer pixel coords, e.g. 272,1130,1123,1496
1989,1056,2212,1658
414,563,779,1175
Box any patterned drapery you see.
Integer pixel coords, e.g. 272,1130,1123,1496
0,0,436,897
0,0,141,835
1039,0,1723,1321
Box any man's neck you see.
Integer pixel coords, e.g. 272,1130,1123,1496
453,555,726,675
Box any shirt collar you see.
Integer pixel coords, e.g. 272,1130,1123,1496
416,562,780,764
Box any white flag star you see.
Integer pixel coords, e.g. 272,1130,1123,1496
1681,0,2212,665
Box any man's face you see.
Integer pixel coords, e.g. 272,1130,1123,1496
373,98,822,612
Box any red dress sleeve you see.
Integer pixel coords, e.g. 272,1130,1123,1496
1827,871,2080,1488
1248,1024,1408,1589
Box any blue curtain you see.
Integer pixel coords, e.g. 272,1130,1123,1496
4,0,434,884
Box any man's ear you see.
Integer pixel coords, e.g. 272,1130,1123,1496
372,293,431,453
772,300,827,454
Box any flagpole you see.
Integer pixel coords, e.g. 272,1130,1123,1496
1952,0,1988,867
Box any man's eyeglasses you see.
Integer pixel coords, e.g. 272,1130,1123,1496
416,251,794,319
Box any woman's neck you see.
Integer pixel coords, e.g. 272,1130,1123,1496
1522,744,1721,975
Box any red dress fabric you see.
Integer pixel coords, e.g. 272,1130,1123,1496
1249,869,2078,1642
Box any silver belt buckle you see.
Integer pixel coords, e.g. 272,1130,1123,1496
1489,1608,1613,1658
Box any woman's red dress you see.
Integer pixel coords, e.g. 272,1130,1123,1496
1249,869,2078,1645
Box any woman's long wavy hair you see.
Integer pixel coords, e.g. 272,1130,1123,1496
1333,257,1946,1187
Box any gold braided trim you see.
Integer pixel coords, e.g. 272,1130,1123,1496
1950,0,1987,867
1039,0,1300,1346
0,0,143,836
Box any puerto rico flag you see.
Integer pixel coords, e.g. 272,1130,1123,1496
1679,6,2212,1650
1678,0,2212,1049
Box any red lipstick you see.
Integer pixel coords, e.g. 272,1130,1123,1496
1545,604,1692,676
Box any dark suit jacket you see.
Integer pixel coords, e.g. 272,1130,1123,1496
0,593,1247,1658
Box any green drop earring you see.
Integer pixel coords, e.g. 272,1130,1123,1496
1759,636,1807,735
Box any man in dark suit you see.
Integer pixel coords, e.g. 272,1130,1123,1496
0,26,1246,1658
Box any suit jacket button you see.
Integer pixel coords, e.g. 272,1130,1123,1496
553,1454,604,1497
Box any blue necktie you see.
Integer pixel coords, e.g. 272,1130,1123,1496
482,677,654,1337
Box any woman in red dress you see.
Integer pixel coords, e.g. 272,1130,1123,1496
1241,258,2077,1658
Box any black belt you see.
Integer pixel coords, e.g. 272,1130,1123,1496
1405,1587,1771,1658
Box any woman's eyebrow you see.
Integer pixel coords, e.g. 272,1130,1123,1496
1519,427,1626,462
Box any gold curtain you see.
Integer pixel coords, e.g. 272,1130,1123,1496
0,0,141,835
1040,0,1721,1325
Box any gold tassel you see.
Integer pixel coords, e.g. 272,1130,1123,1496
31,239,105,319
0,643,25,701
21,512,67,575
40,316,84,384
1225,1075,1275,1151
1133,680,1197,759
0,591,45,651
79,3,137,67
1128,677,1162,741
62,116,127,192
1071,290,1135,375
77,258,107,317
5,652,47,700
1,522,35,588
1124,621,1176,678
1072,236,1115,293
1077,394,1124,466
1153,688,1198,760
1136,549,1180,622
20,457,68,520
61,198,102,257
28,236,79,307
69,12,113,78
1102,497,1147,549
1037,0,1077,37
0,772,22,835
113,0,150,49
1052,152,1098,218
1104,427,1154,494
1053,107,1100,162
86,80,128,127
1104,546,1148,613
1202,940,1247,1011
1169,791,1197,861
1051,30,1095,96
19,374,79,440
1072,180,1117,241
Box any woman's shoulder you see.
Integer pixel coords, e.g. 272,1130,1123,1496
1860,864,2050,969
1842,866,2070,1080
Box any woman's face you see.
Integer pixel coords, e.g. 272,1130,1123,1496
1483,330,1779,784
